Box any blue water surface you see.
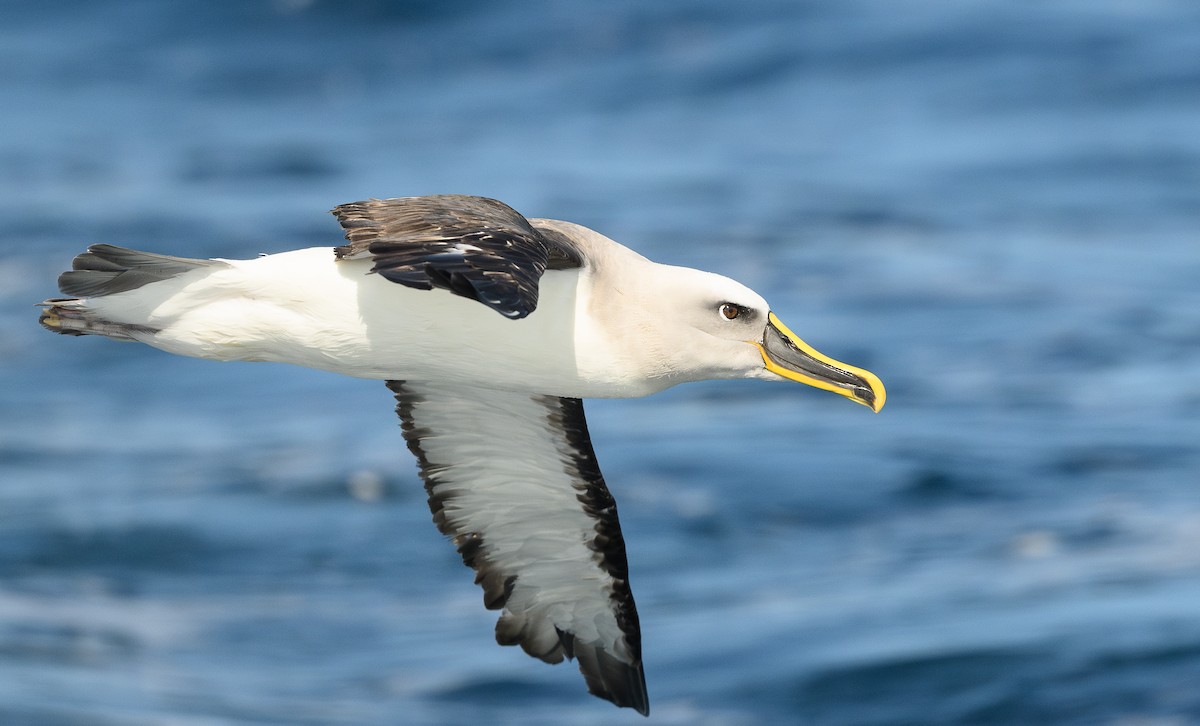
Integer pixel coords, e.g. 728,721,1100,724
1,1,1199,724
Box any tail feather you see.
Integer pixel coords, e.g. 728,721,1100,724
58,244,223,298
42,244,226,339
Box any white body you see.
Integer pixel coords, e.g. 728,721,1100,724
86,223,774,399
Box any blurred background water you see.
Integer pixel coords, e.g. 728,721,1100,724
2,1,1199,724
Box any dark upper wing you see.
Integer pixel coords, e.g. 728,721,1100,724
386,381,648,716
332,195,581,319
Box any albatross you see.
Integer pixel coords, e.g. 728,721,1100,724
39,194,885,716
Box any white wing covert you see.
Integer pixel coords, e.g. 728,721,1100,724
386,381,648,715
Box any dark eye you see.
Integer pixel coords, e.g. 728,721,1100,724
719,303,741,320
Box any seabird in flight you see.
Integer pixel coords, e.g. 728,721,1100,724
39,194,885,716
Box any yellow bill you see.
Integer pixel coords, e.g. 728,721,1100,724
755,312,885,412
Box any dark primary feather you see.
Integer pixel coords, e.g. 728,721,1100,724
386,381,649,716
548,396,642,659
332,195,582,319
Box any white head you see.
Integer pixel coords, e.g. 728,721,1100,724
630,263,885,411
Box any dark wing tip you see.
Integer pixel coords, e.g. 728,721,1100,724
573,639,650,716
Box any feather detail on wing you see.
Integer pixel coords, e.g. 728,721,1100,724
332,195,581,319
386,380,648,715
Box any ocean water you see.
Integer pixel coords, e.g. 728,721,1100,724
2,1,1199,723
